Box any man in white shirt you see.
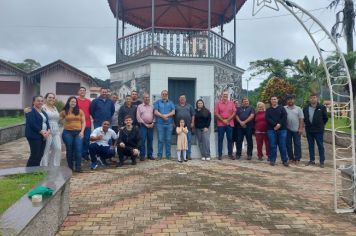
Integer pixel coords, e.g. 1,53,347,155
89,120,117,170
284,94,304,165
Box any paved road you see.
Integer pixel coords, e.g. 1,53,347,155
1,138,356,236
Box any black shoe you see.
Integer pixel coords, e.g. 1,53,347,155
247,156,252,160
140,157,145,161
218,156,222,160
116,162,124,167
270,162,275,166
305,161,316,166
283,161,289,167
178,160,183,163
184,159,188,162
148,156,155,160
320,163,325,168
74,169,83,173
132,160,137,165
187,156,192,160
236,155,241,160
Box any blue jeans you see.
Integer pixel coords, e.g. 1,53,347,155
187,129,192,157
156,123,173,159
267,129,288,163
89,143,115,163
236,126,254,156
139,125,154,158
62,130,82,170
286,130,302,161
306,131,325,164
217,125,233,157
82,127,91,158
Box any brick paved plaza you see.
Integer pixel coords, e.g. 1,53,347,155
1,138,356,235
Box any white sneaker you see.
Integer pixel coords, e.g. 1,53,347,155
201,157,206,161
206,157,211,161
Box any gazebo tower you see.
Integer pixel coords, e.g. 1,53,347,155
107,0,246,157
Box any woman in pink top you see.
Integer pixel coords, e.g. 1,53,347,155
254,102,270,161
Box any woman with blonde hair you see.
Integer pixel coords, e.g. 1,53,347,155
41,93,62,167
254,102,270,161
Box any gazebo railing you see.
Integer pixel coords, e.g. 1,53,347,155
116,27,235,65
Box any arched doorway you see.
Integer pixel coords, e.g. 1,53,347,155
253,0,355,213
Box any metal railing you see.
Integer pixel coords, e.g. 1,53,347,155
116,27,235,65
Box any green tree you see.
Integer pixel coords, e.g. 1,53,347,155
248,58,295,80
8,59,41,72
260,77,295,105
92,77,110,88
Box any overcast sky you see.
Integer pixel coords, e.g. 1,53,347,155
0,0,352,90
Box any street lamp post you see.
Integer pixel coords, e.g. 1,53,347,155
246,77,252,97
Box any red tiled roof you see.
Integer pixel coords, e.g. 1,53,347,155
108,0,247,29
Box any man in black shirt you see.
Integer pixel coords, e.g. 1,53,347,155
235,97,255,160
303,94,328,168
265,96,289,167
131,90,142,106
116,115,141,167
118,95,137,127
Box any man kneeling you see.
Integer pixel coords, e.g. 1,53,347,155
117,115,141,167
89,120,117,170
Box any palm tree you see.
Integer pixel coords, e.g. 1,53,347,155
329,0,355,53
291,56,325,104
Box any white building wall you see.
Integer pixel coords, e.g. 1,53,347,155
0,74,23,109
40,69,90,103
150,62,217,158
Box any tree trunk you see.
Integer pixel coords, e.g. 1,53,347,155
344,0,354,53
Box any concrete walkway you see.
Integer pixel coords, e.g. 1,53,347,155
1,138,356,235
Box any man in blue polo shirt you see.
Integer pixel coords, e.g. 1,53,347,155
90,87,115,128
154,90,175,160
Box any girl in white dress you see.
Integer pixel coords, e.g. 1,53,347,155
41,93,62,166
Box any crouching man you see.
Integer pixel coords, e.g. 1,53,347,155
89,120,117,170
117,115,141,167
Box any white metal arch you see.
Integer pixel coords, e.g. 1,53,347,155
253,0,355,213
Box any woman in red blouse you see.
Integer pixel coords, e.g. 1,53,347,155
254,102,270,161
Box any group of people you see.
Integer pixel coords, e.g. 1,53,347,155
25,86,328,173
216,92,328,168
24,88,212,172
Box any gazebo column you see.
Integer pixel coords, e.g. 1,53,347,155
208,0,211,58
151,0,155,55
115,0,119,63
220,16,224,59
233,0,237,65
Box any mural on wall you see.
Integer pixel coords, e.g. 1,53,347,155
110,75,150,104
214,66,242,102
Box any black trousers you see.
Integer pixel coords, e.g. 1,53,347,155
236,126,254,156
117,146,138,163
26,138,46,167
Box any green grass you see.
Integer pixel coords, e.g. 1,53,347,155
0,116,25,128
0,172,47,215
325,117,356,134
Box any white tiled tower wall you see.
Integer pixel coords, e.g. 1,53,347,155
150,62,217,158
